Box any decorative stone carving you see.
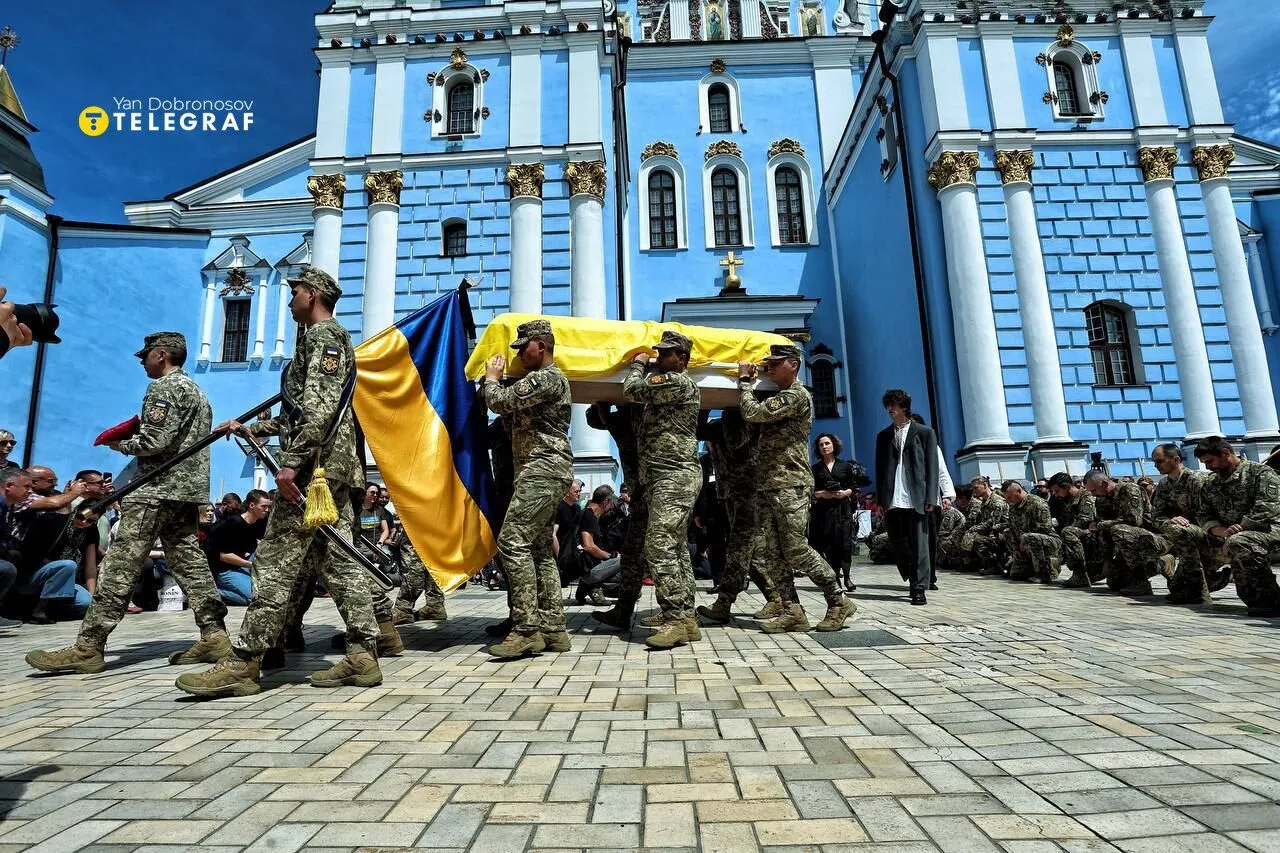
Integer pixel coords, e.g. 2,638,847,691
1057,24,1074,45
565,160,607,200
995,150,1036,185
219,267,255,297
506,163,545,199
641,141,678,161
768,138,805,159
705,140,743,160
926,151,980,191
710,57,726,74
364,170,404,206
307,173,346,210
450,47,468,68
1192,144,1235,181
1137,146,1179,183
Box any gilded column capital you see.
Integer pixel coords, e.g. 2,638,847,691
994,150,1036,186
1192,144,1235,182
1137,146,1179,183
565,160,607,201
506,163,545,199
364,170,404,206
926,151,980,192
307,173,346,211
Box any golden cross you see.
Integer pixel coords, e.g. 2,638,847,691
719,251,744,290
0,27,18,65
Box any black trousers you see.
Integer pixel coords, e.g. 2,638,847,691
886,508,931,596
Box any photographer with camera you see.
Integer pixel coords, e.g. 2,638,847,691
0,286,35,358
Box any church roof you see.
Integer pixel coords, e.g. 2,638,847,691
0,65,46,195
0,65,25,123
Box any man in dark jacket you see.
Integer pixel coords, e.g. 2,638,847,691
874,389,939,605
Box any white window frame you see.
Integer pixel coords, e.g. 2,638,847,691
219,295,254,364
765,152,818,247
807,351,841,419
638,156,688,251
1043,39,1105,123
431,63,486,140
698,72,743,135
702,154,754,249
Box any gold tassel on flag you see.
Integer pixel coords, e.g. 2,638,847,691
303,467,339,528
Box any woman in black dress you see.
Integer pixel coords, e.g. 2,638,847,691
809,433,868,592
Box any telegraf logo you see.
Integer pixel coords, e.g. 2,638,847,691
79,98,255,136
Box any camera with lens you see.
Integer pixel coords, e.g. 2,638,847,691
0,302,61,357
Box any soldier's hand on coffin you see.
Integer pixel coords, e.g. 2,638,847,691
485,355,506,381
276,467,302,504
738,361,757,380
631,351,650,365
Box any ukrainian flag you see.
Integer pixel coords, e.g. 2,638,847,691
353,289,497,592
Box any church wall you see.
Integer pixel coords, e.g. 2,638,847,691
401,55,512,153
0,212,50,455
243,163,311,202
345,62,377,158
541,50,570,147
1152,35,1189,127
1011,36,1135,132
1256,195,1280,434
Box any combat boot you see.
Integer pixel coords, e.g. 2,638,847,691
1158,554,1176,581
760,604,810,634
639,611,665,628
696,595,733,625
753,596,785,620
586,588,609,607
683,618,702,642
310,650,382,688
377,621,404,657
488,630,545,659
391,603,415,626
261,646,286,670
27,642,106,675
1061,569,1090,588
541,629,572,652
814,596,856,632
175,655,262,697
645,618,691,650
591,599,635,631
168,629,231,665
416,599,448,621
1119,579,1154,596
1043,556,1062,584
1207,565,1232,592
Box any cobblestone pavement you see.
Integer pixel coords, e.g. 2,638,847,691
2,561,1280,853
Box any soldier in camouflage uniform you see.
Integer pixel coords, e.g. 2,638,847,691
588,401,651,630
28,332,230,675
621,331,702,649
1050,471,1099,587
480,319,575,658
959,477,1008,574
1152,443,1221,605
1169,437,1280,615
1000,481,1061,582
738,344,855,633
935,485,972,572
1082,470,1159,595
392,530,447,624
176,267,383,697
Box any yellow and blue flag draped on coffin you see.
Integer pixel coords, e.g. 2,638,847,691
354,290,497,592
465,313,792,380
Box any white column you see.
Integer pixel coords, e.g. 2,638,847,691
568,39,601,146
1139,146,1220,438
567,161,612,461
996,150,1071,442
362,170,403,338
928,152,1013,447
314,58,352,160
273,273,290,359
1196,145,1280,436
507,164,544,314
198,275,217,365
1247,240,1278,333
307,173,345,279
251,269,268,363
371,50,407,155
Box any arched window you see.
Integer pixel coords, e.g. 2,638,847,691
1085,302,1138,386
447,82,474,134
810,358,838,418
711,167,742,247
1053,61,1082,116
647,170,677,249
774,167,806,245
443,221,467,257
708,84,731,133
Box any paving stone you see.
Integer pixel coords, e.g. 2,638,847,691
1077,808,1209,839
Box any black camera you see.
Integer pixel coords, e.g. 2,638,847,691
0,302,61,357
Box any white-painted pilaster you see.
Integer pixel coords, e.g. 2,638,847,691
198,275,217,365
1174,29,1224,126
251,269,268,363
812,61,855,171
741,0,764,38
915,34,970,140
1119,29,1168,127
568,40,602,145
315,57,353,160
273,275,290,359
1245,238,1278,334
509,45,543,148
371,49,407,155
312,208,342,277
979,27,1026,129
671,0,692,40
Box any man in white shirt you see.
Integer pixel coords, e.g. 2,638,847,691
874,390,940,605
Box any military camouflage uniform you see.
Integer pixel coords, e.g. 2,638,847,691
1157,469,1222,602
78,348,227,650
738,377,844,610
395,533,446,617
1060,489,1099,584
867,528,895,564
705,411,770,603
1169,460,1280,613
481,355,574,637
622,352,702,621
1095,481,1157,592
1004,494,1060,582
960,492,1009,572
587,403,653,609
936,505,968,571
232,315,379,657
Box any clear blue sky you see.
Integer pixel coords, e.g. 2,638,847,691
2,0,1277,224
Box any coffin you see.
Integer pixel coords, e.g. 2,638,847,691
466,313,788,408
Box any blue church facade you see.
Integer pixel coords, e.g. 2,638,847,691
4,0,1280,496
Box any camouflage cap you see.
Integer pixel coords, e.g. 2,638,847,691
510,318,554,350
286,265,342,301
762,343,803,362
134,331,188,359
653,330,693,354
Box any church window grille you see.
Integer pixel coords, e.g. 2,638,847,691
810,359,838,418
443,222,467,257
1086,302,1137,386
711,167,742,247
648,171,677,249
222,300,251,363
1053,62,1082,116
447,82,474,134
708,84,731,133
775,167,806,245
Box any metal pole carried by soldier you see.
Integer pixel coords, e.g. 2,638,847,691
620,330,703,649
176,266,384,697
737,344,855,633
1000,480,1061,583
28,332,231,675
480,318,575,658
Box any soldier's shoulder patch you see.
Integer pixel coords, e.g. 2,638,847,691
146,399,171,425
320,345,341,375
765,396,786,412
647,373,668,385
514,374,542,398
